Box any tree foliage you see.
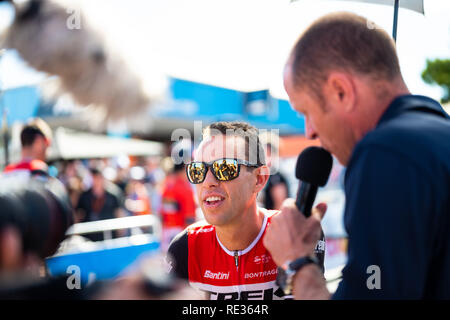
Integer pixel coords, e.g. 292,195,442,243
421,59,450,104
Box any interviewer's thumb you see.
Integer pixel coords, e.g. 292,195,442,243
312,202,327,221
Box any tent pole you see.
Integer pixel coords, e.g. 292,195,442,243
392,0,399,42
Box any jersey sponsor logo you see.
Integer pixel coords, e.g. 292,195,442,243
244,268,277,279
253,254,272,265
204,270,230,280
190,226,214,235
191,281,286,300
208,287,285,300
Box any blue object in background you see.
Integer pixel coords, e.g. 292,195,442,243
1,79,307,136
1,86,40,124
270,98,306,134
168,77,306,135
171,78,243,117
46,241,160,285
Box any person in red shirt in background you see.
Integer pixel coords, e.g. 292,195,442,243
160,160,197,251
3,118,52,177
125,166,152,216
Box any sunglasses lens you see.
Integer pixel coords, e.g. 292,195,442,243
212,159,239,181
187,162,206,184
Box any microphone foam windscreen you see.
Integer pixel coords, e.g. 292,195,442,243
295,146,333,187
3,0,151,120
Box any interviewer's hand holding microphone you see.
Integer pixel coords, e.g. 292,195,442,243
263,146,333,300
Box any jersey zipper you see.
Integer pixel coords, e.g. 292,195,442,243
234,250,240,296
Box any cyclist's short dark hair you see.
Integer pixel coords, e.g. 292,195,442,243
203,121,266,166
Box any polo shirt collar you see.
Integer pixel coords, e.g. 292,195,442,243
377,94,448,128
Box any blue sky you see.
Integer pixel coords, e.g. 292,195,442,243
0,0,449,101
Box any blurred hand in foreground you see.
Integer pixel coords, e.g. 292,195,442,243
263,198,327,267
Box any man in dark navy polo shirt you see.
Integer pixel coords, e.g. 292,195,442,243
263,12,450,299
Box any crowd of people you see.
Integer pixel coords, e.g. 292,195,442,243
2,118,289,251
0,116,290,300
0,118,206,299
53,155,199,247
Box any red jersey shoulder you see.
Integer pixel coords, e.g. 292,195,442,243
187,220,215,237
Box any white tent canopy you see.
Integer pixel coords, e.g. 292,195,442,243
322,0,424,14
47,127,164,160
304,0,424,41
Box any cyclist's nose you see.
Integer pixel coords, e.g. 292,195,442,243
202,168,218,187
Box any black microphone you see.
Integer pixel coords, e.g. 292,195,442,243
295,146,333,217
275,147,332,295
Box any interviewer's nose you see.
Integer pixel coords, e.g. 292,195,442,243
305,118,318,140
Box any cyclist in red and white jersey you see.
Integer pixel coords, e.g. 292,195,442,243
167,122,325,300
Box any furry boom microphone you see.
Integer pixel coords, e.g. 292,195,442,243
1,0,150,119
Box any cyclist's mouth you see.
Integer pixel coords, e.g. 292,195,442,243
203,195,225,208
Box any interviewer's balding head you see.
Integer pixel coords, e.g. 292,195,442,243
284,12,410,165
287,12,403,105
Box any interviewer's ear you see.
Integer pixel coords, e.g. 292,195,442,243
253,165,270,193
325,72,356,113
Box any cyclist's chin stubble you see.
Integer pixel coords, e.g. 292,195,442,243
203,200,225,220
203,202,238,227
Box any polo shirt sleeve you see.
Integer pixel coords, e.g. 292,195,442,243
332,144,437,299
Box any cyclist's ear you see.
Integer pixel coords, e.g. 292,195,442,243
253,165,270,194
